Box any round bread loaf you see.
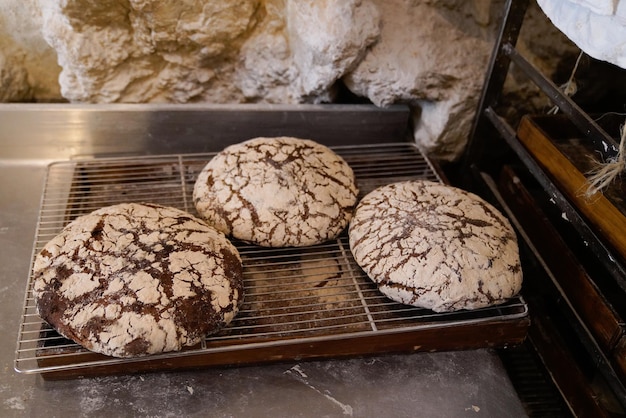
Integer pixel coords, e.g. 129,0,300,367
349,180,522,312
193,137,358,247
32,203,244,358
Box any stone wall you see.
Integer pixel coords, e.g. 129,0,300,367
0,0,577,161
0,0,61,101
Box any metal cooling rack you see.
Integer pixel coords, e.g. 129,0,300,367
15,143,528,376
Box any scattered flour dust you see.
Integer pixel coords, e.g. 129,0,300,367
465,405,481,413
288,365,308,379
79,386,106,414
4,396,26,410
285,365,353,416
4,387,33,411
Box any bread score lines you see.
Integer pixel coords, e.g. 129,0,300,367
32,203,244,358
193,137,358,247
349,180,522,312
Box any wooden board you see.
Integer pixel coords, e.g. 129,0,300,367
36,319,530,379
498,165,625,359
517,115,626,263
497,165,626,415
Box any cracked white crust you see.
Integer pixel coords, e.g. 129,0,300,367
349,180,522,312
32,203,244,358
193,137,358,247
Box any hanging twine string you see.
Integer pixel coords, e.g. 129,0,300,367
544,50,625,198
548,50,584,115
583,122,626,198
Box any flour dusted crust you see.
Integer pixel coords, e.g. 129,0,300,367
32,203,244,358
349,180,522,312
193,137,358,247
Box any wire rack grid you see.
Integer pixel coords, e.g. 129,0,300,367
15,143,528,376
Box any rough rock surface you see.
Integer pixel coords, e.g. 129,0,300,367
38,0,380,104
0,0,60,101
286,0,380,102
344,0,492,161
238,0,380,104
39,0,263,103
0,49,31,102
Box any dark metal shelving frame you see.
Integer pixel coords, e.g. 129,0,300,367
463,0,626,291
461,0,626,415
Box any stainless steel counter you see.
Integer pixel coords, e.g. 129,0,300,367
0,104,527,417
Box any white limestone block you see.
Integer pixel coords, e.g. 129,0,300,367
237,0,380,103
286,0,380,101
39,0,261,103
344,0,491,161
38,0,380,105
